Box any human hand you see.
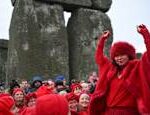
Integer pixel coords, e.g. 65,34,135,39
137,24,149,35
98,30,111,41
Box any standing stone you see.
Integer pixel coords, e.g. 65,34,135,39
36,0,92,11
0,40,8,82
7,0,69,81
91,0,112,12
67,8,113,80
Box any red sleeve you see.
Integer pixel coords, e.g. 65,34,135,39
137,30,150,113
141,29,150,60
95,36,109,66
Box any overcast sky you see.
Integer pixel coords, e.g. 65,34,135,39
0,0,150,52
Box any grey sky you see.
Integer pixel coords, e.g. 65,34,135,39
107,0,150,52
0,0,13,39
0,0,150,52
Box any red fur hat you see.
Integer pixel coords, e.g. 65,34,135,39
65,92,79,102
32,94,69,115
70,83,82,92
110,41,136,60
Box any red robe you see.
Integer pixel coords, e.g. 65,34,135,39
78,111,88,115
89,31,150,115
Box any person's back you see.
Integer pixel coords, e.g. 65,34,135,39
0,94,15,115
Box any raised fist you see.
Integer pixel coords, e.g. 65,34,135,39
137,24,149,35
99,30,111,40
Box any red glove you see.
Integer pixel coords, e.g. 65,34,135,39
137,24,150,37
137,24,150,57
98,30,111,41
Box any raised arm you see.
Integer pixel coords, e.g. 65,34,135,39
95,31,111,65
137,24,150,58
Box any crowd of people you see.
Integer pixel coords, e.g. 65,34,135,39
0,72,98,115
0,24,150,115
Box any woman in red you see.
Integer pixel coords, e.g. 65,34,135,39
66,92,79,113
12,88,26,115
78,93,90,115
89,24,150,115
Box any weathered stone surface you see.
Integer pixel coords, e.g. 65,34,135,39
36,0,92,11
91,0,112,12
67,8,113,80
0,39,8,81
8,0,69,81
12,0,112,13
0,39,8,49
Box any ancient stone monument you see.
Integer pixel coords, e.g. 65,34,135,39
8,0,113,81
0,39,8,82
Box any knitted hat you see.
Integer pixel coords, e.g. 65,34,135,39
55,80,64,87
110,41,136,60
55,75,65,82
32,76,43,82
79,93,90,100
32,94,69,115
35,85,53,97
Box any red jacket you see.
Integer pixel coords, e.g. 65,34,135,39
89,30,150,115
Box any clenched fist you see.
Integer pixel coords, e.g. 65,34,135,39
137,24,149,35
98,30,111,41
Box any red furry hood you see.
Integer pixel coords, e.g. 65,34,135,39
110,41,136,60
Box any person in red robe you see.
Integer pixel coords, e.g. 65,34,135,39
12,88,26,115
89,24,150,115
0,94,15,115
66,92,79,113
78,93,90,115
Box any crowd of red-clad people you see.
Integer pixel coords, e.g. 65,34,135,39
1,24,150,115
0,72,98,115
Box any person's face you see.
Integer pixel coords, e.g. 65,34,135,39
21,81,28,88
57,85,64,89
81,83,89,92
13,91,24,102
27,97,36,107
92,72,97,77
79,94,90,108
88,76,95,83
47,81,55,89
73,87,82,96
34,81,42,88
0,87,4,93
63,80,66,85
68,100,78,112
114,54,129,66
